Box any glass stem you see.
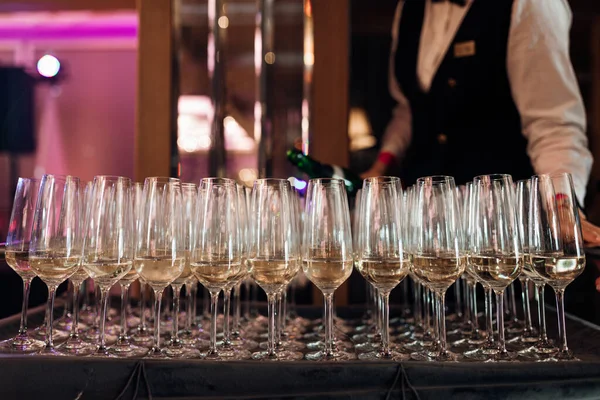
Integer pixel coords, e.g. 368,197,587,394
276,292,283,346
267,293,276,357
495,290,507,353
251,282,258,317
45,286,57,348
324,293,334,357
484,287,495,346
172,285,181,344
401,278,409,317
119,284,129,340
509,284,518,323
209,291,219,354
153,289,164,352
18,278,32,336
522,279,533,333
98,289,110,352
376,290,382,336
140,282,147,331
70,282,81,337
380,292,391,357
437,291,448,354
414,282,422,329
464,281,472,326
185,284,192,333
424,287,431,338
555,288,569,353
536,284,548,341
190,283,197,328
455,280,462,319
233,282,241,337
243,280,251,320
289,281,298,319
94,283,101,329
223,288,231,346
470,282,479,333
281,289,288,332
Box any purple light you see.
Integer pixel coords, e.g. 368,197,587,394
37,54,60,78
293,179,307,191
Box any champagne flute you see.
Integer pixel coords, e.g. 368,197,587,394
223,185,258,355
410,176,466,362
29,175,82,355
165,182,200,358
303,178,355,361
469,174,523,361
134,177,185,357
529,173,585,361
0,178,46,353
81,176,134,356
129,182,153,346
515,179,556,360
355,177,410,361
191,178,242,360
249,179,303,361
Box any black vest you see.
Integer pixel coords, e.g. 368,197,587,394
395,0,533,186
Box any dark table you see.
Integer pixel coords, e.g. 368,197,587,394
2,253,600,399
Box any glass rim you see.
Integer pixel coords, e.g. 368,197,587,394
145,176,180,184
17,177,39,183
416,175,455,185
199,177,236,186
41,174,80,183
531,172,572,181
254,178,292,186
473,173,513,182
181,182,198,188
363,176,401,185
93,175,132,183
308,178,345,185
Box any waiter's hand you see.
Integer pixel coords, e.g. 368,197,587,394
360,160,388,180
580,210,600,247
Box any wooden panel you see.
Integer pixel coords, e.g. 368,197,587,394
135,0,173,180
310,0,350,306
0,0,135,12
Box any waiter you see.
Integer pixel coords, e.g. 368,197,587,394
361,0,600,246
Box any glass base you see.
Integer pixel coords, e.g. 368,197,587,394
409,351,433,361
228,337,259,351
30,326,69,343
306,340,354,352
144,346,169,359
164,345,201,359
259,340,306,352
57,336,97,356
252,349,304,361
435,349,462,362
39,345,67,356
355,341,380,353
463,346,497,361
359,349,409,361
534,339,558,354
107,340,149,358
80,328,118,346
305,350,356,361
0,335,46,354
491,349,518,362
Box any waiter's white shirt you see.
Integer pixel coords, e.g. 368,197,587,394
380,0,592,203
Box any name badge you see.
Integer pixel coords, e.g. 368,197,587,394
454,40,476,58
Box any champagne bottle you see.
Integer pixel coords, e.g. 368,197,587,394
286,148,362,196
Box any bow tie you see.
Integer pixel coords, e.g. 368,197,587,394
431,0,467,6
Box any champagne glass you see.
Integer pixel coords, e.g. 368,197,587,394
191,178,242,360
129,182,153,346
355,177,410,361
303,178,355,361
529,173,585,361
0,178,46,353
516,179,556,360
58,181,97,355
81,176,134,356
249,179,303,361
410,176,466,362
134,177,185,357
29,175,82,354
223,185,258,355
165,182,200,358
469,174,523,361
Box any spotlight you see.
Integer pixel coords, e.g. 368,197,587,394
37,55,61,78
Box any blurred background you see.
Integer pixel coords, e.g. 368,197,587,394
0,0,599,318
